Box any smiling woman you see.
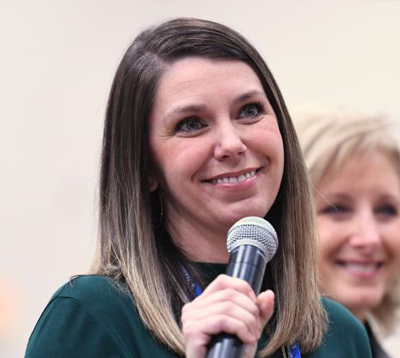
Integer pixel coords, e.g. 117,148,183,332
294,109,400,358
24,18,371,358
148,58,284,261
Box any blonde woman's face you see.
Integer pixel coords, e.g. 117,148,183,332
314,151,400,321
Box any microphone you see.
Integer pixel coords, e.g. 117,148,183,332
206,216,278,358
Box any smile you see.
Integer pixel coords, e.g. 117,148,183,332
336,260,383,273
208,169,258,184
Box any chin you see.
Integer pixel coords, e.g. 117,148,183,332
214,204,269,234
338,290,383,314
229,203,268,220
227,212,267,228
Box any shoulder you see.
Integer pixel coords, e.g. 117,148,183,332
321,297,367,340
57,275,124,297
321,296,364,332
55,275,130,306
26,276,179,358
52,275,140,335
25,276,139,358
48,275,134,320
305,298,372,358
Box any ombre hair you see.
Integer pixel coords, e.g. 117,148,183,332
294,107,400,333
91,18,326,356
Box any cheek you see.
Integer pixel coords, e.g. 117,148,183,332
387,231,400,268
316,218,343,260
383,235,400,287
383,219,400,252
156,142,211,186
255,128,283,159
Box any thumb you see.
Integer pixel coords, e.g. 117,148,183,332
257,290,275,328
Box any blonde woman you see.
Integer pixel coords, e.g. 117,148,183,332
295,109,400,358
25,19,371,358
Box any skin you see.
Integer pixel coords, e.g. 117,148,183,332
181,275,275,358
149,57,284,262
148,57,284,358
314,151,400,321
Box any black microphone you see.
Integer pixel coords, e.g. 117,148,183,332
206,216,278,358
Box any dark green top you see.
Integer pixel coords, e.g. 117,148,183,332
25,264,372,358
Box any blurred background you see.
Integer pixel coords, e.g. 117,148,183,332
0,1,399,357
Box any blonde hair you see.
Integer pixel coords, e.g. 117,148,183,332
293,107,400,332
91,18,327,356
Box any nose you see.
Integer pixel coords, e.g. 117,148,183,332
213,121,247,160
349,209,382,251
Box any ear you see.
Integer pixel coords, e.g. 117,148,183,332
149,172,158,192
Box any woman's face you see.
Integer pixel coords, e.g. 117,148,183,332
314,151,400,320
148,57,284,260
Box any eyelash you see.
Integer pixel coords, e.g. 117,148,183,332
376,204,398,217
237,101,267,120
175,117,205,133
320,203,399,218
174,101,268,134
321,204,349,215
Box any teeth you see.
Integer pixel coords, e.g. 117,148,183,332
340,262,380,273
213,170,256,184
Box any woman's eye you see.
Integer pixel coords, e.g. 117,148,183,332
375,204,398,218
176,118,205,133
238,102,266,119
320,204,351,218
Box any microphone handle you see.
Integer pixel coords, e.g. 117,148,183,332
206,245,267,358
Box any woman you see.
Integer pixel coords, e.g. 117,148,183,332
24,19,371,358
294,109,400,358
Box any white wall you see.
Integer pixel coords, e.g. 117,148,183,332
0,1,399,357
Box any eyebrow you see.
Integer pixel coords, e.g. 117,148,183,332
163,89,268,122
379,194,400,204
164,104,207,122
234,90,267,104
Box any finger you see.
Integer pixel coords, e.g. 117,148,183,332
256,290,275,332
183,313,259,345
182,298,260,338
201,274,257,301
184,286,259,317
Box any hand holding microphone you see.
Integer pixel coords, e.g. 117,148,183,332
181,217,278,358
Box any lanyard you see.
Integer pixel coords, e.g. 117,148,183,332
287,341,301,358
182,267,203,297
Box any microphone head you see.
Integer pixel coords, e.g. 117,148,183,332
227,216,278,262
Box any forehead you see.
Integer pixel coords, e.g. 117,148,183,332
319,150,400,192
158,57,262,91
163,56,259,76
149,57,267,120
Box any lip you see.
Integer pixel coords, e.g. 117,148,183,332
205,167,261,181
202,167,262,190
335,259,384,279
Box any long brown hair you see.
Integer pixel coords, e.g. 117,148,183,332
92,18,326,356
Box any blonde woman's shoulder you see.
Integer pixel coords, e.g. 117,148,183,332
305,297,372,358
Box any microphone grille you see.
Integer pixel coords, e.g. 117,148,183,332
227,216,278,262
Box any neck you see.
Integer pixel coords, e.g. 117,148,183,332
352,310,367,323
165,215,230,263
